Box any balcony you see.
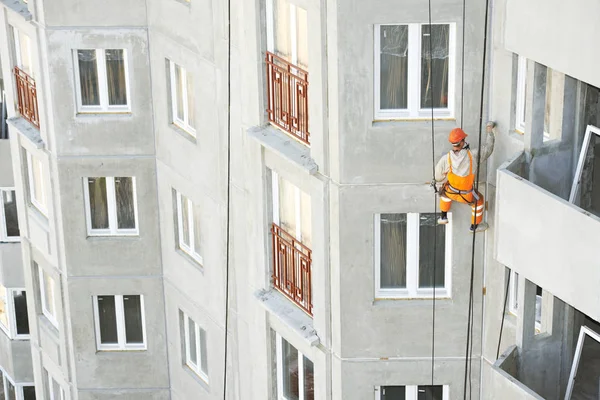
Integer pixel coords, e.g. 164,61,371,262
271,222,312,316
265,51,309,145
0,331,32,382
495,152,600,321
13,66,39,129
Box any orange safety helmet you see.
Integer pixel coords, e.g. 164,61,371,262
449,128,467,143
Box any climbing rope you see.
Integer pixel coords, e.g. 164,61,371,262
497,271,511,359
463,0,491,398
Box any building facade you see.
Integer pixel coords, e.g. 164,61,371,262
0,0,597,399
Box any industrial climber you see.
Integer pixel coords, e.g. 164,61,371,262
433,122,496,232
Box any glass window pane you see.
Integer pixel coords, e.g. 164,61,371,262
88,178,109,230
278,176,297,238
105,49,127,106
273,0,291,59
174,64,185,121
421,24,450,109
52,379,62,400
380,25,408,109
97,295,118,344
418,385,444,400
296,7,309,69
186,71,195,128
181,196,191,248
188,317,197,365
380,214,407,289
17,32,32,75
382,386,406,400
3,190,20,238
193,205,201,257
115,177,136,230
281,338,299,400
13,290,29,335
303,356,314,400
78,50,100,106
31,156,46,209
200,327,208,375
6,379,15,400
42,271,56,318
300,190,311,247
0,285,8,330
22,386,36,400
123,295,144,344
418,213,445,288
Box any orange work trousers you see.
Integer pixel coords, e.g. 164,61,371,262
439,186,484,225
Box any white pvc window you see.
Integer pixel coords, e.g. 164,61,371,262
182,312,209,383
515,55,527,133
374,213,452,299
45,369,65,400
175,191,202,264
26,152,47,216
83,177,139,236
168,60,196,135
38,267,58,328
12,28,33,76
265,0,309,69
375,385,449,400
0,188,20,242
276,333,314,400
74,49,131,113
0,285,29,339
271,171,312,247
93,295,146,351
374,23,455,120
1,369,35,400
565,326,600,399
570,125,600,206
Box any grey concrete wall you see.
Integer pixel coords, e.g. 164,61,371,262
481,358,543,400
0,140,13,186
35,0,148,27
0,243,24,287
67,277,170,391
0,331,33,382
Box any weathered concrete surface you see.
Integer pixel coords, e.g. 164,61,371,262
481,354,543,400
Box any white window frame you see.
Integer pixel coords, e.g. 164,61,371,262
0,286,29,340
73,49,131,113
1,368,36,400
38,267,58,329
374,23,456,120
26,152,48,216
83,177,139,236
515,55,527,133
508,270,519,316
92,294,147,351
168,60,196,136
569,125,600,204
565,326,600,400
271,171,310,243
0,188,19,242
276,333,313,400
175,191,202,264
374,212,452,299
45,369,65,400
374,385,450,400
182,312,209,383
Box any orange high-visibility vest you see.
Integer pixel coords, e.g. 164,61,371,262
447,151,475,193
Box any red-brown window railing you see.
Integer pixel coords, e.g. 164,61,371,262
13,66,39,129
271,222,312,316
265,51,309,145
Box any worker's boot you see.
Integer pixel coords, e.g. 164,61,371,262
437,211,449,225
470,222,489,233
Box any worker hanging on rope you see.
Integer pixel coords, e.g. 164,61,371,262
433,121,496,232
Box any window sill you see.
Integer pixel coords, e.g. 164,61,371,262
183,365,210,391
38,314,59,338
254,289,319,346
169,123,197,144
176,248,204,271
75,111,132,118
8,118,43,148
95,347,147,353
28,205,49,228
247,125,317,175
372,297,453,308
371,118,457,130
86,233,140,239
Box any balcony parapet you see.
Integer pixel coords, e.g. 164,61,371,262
482,346,543,400
495,152,600,321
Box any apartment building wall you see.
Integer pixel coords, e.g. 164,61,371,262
0,0,170,398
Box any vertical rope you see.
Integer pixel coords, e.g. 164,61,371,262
463,0,491,398
497,271,511,359
223,0,232,397
426,0,438,387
